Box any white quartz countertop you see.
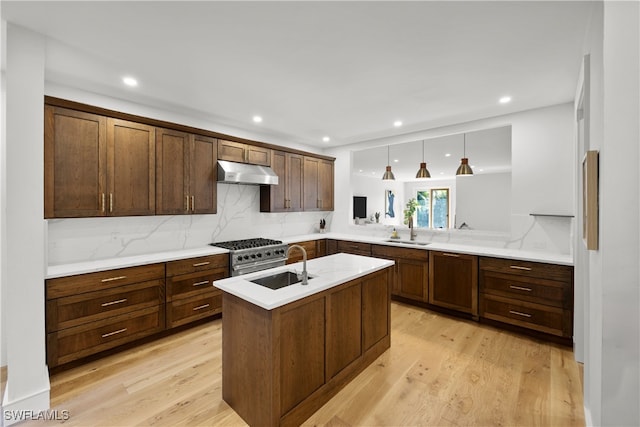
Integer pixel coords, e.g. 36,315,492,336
213,253,394,310
46,246,229,279
46,231,572,279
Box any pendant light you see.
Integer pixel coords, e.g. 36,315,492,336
415,140,431,178
382,145,395,180
456,133,473,176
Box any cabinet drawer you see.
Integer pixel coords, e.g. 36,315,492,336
479,257,572,282
337,240,371,256
46,264,165,299
480,294,571,337
47,305,165,367
166,254,229,277
166,268,227,301
47,279,164,332
371,244,427,261
167,292,222,328
481,271,570,308
287,240,318,264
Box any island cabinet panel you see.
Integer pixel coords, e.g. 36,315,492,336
220,265,392,427
46,264,166,368
165,254,228,328
362,269,391,351
479,257,574,340
371,245,428,303
429,251,478,316
279,297,326,415
326,281,362,379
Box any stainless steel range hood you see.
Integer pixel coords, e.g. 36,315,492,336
217,160,279,185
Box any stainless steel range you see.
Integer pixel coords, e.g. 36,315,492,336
210,238,289,276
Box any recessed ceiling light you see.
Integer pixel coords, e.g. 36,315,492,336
393,159,399,163
252,115,263,123
393,120,403,127
359,169,363,173
122,76,138,87
440,172,444,175
371,171,376,175
322,136,330,142
499,96,512,104
445,153,451,157
479,168,484,172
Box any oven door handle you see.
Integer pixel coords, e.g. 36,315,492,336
233,258,287,273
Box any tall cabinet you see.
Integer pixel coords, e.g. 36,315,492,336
303,156,334,211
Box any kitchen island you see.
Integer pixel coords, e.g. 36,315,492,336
213,253,394,427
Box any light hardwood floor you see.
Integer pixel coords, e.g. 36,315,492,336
24,301,584,426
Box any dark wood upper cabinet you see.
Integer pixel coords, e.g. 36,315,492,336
107,118,156,216
45,106,107,218
303,156,334,211
156,129,217,215
429,251,478,316
218,139,270,166
45,107,156,218
260,150,303,212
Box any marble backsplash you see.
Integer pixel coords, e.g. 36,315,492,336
47,184,333,265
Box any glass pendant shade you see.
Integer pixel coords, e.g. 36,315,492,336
456,134,473,176
416,140,431,178
382,145,395,180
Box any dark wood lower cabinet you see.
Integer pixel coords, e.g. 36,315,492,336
429,251,478,317
371,245,428,302
221,267,391,427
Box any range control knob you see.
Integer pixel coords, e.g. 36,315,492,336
257,253,262,258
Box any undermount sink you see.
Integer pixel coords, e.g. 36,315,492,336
250,271,314,290
384,239,430,246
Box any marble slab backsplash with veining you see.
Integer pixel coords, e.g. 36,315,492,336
339,213,573,255
47,184,333,265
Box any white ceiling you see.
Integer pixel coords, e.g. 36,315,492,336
2,1,593,149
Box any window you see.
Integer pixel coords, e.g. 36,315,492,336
415,188,450,229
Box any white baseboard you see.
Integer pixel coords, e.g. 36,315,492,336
1,377,50,427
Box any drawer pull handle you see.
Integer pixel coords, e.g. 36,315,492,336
193,261,210,267
509,310,532,318
510,265,532,271
101,298,127,307
442,253,460,257
102,328,127,338
509,285,532,292
101,275,127,283
193,304,210,311
193,280,209,287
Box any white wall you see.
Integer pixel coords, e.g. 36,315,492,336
1,24,50,425
328,103,575,254
0,18,6,369
351,174,404,226
456,172,511,232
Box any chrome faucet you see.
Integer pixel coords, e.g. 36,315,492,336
409,221,417,241
286,244,308,285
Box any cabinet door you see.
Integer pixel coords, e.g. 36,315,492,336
303,156,320,211
155,128,189,215
218,140,246,163
288,153,304,211
264,150,287,212
190,135,217,214
107,118,156,216
318,159,334,211
397,258,428,302
44,106,107,218
362,269,390,351
429,252,478,315
246,145,271,166
326,280,362,379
